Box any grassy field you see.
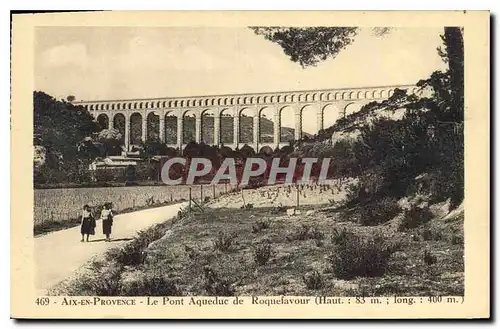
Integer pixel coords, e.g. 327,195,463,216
34,184,233,235
52,186,464,297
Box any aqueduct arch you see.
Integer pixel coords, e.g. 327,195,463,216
76,84,422,152
96,113,109,130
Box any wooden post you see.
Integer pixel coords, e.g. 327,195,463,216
200,184,203,203
213,184,216,199
296,185,300,208
241,188,246,208
188,187,192,212
224,182,227,194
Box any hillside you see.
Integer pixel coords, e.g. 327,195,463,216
53,184,464,297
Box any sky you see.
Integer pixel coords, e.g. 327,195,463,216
35,26,448,102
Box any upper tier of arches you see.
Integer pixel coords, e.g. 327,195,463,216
75,85,420,112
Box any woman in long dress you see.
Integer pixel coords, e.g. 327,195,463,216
100,202,114,242
80,204,95,242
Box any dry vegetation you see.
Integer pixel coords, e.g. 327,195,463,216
51,185,464,297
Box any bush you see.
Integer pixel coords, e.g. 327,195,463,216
345,183,362,205
399,205,433,231
450,234,464,245
67,261,123,296
331,227,356,245
310,226,325,240
252,219,271,233
292,224,325,241
302,271,324,290
271,205,287,214
213,231,235,252
311,227,325,247
328,232,397,279
314,237,325,247
358,198,401,226
202,266,235,296
423,250,437,265
421,227,443,241
120,272,181,296
295,224,312,240
106,241,145,266
106,223,170,266
241,203,254,210
253,243,273,265
184,244,200,260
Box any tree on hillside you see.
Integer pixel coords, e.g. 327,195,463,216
141,138,169,157
34,91,101,184
97,128,123,157
437,27,464,122
252,26,464,207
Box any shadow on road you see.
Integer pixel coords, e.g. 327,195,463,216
86,238,134,243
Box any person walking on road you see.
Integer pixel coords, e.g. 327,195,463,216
100,202,114,242
80,204,96,242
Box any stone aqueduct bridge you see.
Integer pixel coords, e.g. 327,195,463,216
75,84,419,152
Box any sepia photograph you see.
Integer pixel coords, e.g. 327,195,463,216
10,11,489,319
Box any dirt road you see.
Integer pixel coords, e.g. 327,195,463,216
35,202,187,295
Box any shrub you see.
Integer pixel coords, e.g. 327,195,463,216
241,203,254,210
310,226,325,240
202,266,235,296
120,272,181,296
314,237,325,247
421,228,433,241
271,205,287,214
331,227,355,245
292,224,325,241
303,271,324,290
344,183,362,205
252,219,271,233
358,198,401,226
184,244,200,260
295,224,312,240
106,240,145,266
105,223,170,266
423,250,437,265
399,205,433,231
328,232,397,279
68,261,123,296
311,227,325,247
213,231,235,252
421,227,443,241
450,234,464,245
253,243,273,265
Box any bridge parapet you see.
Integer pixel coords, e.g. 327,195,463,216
74,84,420,112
